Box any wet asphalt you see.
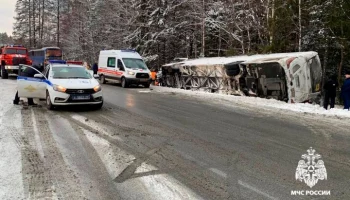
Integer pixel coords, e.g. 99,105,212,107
98,83,350,200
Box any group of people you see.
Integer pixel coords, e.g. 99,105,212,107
323,69,350,110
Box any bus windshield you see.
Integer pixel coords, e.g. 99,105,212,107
46,49,62,58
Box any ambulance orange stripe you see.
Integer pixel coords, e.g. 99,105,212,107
98,68,123,75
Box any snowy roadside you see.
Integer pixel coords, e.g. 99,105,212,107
0,80,25,200
150,86,350,119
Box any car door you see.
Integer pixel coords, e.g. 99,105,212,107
17,65,47,99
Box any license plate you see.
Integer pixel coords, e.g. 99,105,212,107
72,95,90,100
140,78,149,82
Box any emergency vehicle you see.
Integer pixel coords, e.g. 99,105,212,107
17,63,103,110
0,45,32,79
98,49,151,88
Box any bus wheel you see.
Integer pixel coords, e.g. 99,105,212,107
100,74,106,84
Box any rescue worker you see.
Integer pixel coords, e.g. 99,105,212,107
323,75,338,110
13,65,44,105
92,63,98,75
341,69,350,110
150,69,157,85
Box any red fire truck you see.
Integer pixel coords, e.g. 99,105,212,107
0,45,32,79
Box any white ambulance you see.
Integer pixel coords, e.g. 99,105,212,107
98,50,151,88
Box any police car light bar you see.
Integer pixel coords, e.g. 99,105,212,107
49,60,66,64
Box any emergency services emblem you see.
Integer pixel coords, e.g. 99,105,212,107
295,147,327,188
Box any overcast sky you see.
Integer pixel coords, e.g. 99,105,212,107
0,0,16,36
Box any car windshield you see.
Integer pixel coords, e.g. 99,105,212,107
4,48,27,55
122,58,148,70
52,67,92,79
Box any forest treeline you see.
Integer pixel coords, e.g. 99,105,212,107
8,0,350,78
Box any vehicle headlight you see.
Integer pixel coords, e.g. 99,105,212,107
128,71,135,75
53,84,67,93
94,85,101,92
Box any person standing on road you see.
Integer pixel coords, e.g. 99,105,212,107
341,70,350,110
323,75,338,110
13,65,44,105
92,63,98,75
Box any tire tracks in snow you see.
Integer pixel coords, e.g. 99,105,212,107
5,106,86,199
1,106,55,200
33,108,84,199
20,108,55,200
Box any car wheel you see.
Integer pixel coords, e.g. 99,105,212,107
1,65,8,79
100,74,106,84
121,77,128,88
144,83,150,88
46,92,54,110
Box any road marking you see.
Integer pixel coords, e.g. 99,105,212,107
209,168,227,178
203,168,279,200
138,90,151,93
238,180,279,200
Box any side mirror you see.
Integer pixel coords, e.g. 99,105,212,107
93,74,99,79
34,74,44,79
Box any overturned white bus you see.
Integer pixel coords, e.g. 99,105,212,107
239,52,322,103
160,51,323,103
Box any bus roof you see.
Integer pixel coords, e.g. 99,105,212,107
29,47,61,51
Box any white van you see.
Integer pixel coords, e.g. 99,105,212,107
98,49,151,88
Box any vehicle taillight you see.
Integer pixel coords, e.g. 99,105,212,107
286,57,296,69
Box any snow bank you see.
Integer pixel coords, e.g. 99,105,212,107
151,86,350,119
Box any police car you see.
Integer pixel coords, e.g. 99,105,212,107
17,62,103,110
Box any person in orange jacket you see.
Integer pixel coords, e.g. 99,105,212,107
150,69,157,85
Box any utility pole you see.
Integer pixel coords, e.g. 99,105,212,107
57,0,60,47
201,0,205,57
298,0,302,52
29,0,32,47
33,0,36,47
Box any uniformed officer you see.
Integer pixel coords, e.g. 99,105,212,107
13,64,44,105
341,69,350,110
